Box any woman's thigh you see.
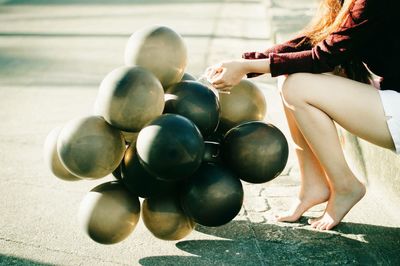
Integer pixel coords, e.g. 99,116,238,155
281,73,394,150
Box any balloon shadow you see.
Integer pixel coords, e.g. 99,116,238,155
139,220,400,265
0,254,52,265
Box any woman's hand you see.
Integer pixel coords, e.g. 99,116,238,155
205,59,249,91
205,58,271,91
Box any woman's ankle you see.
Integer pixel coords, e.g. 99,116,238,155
330,178,365,194
298,182,330,202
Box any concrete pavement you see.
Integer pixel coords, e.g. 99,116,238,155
0,0,399,265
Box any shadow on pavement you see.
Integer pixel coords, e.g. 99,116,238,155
0,254,52,266
140,220,400,265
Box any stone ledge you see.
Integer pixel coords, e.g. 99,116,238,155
339,128,400,206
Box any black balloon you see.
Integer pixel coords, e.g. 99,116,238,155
112,163,122,180
205,128,225,143
164,81,220,137
180,163,243,227
221,121,289,184
121,142,179,198
136,114,204,181
180,72,196,81
203,141,221,164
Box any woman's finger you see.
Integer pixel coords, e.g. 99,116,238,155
205,65,223,79
211,69,227,83
211,77,225,85
213,82,229,90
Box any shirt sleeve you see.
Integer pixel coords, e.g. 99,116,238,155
242,35,312,77
269,0,374,77
242,35,312,60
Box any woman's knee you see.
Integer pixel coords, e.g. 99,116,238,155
280,73,311,107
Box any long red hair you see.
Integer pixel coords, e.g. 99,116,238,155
301,0,371,83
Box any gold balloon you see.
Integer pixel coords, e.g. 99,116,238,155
122,131,139,144
79,181,140,244
124,25,187,88
218,80,267,132
94,66,164,132
142,195,195,241
57,116,125,179
43,127,81,181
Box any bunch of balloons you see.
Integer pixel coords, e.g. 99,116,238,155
43,25,289,245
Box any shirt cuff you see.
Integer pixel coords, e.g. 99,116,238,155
242,51,269,60
242,52,269,78
269,50,315,77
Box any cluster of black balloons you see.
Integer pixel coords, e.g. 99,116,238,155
43,25,289,245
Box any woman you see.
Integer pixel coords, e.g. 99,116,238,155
205,0,399,230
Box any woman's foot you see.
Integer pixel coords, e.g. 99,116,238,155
275,182,330,222
309,181,366,230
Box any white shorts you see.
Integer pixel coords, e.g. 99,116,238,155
378,89,400,154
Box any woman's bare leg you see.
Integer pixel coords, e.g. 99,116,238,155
276,76,330,222
280,73,394,230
